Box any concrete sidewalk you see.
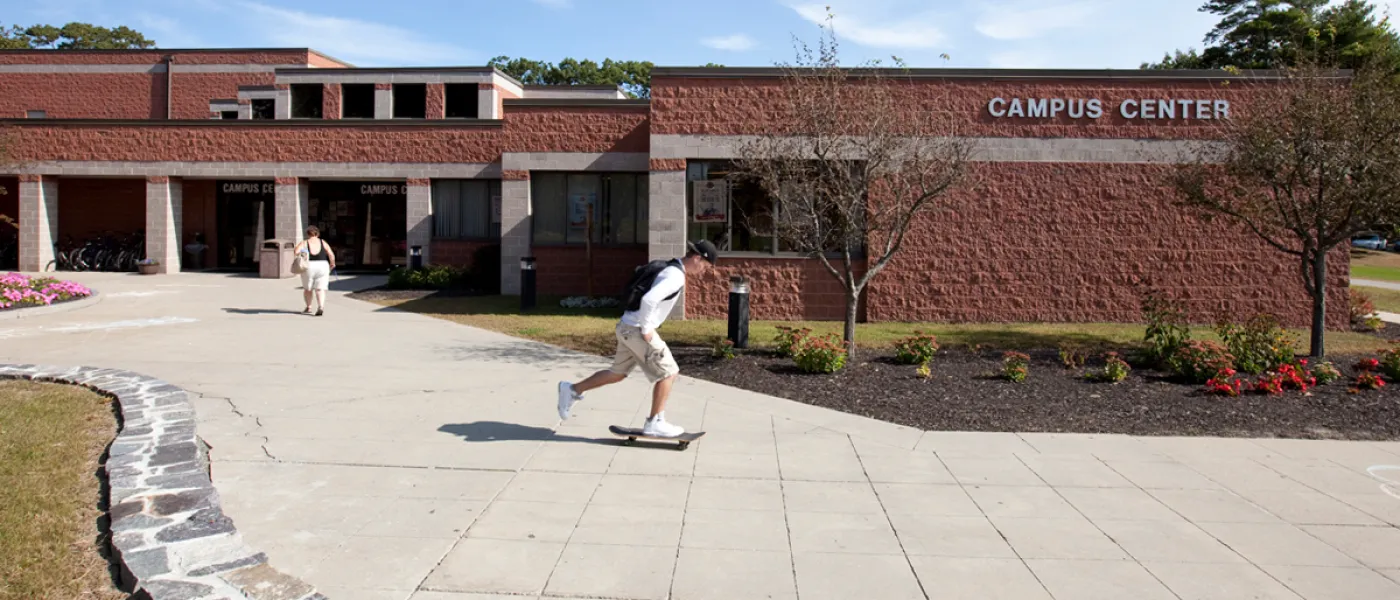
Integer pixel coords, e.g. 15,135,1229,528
5,272,1400,600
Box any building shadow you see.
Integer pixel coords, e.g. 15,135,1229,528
438,421,611,445
221,308,307,316
436,341,607,366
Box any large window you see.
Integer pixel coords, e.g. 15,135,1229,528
687,159,863,256
290,84,323,118
432,179,501,239
532,172,648,246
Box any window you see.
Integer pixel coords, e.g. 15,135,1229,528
393,83,427,119
532,172,649,246
250,99,275,120
220,111,238,120
686,159,863,256
290,84,323,118
25,110,45,119
432,179,501,239
342,84,375,118
445,83,479,118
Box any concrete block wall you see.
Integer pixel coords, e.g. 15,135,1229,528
374,84,393,120
406,179,432,264
144,176,183,273
499,172,531,294
274,177,307,243
648,168,688,318
17,175,57,272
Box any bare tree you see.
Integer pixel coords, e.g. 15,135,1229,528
728,9,975,358
1170,61,1400,357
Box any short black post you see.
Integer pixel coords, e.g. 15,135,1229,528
409,245,423,271
520,256,537,311
727,275,750,349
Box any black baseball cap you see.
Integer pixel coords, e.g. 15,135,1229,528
687,239,719,264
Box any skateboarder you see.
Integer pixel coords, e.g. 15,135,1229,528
557,240,719,437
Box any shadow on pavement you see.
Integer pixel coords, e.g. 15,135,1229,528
438,421,612,445
221,308,307,316
437,341,599,365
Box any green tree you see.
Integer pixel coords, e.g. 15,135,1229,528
1143,0,1400,71
488,57,724,99
0,22,155,49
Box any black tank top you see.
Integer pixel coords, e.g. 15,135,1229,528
307,239,329,261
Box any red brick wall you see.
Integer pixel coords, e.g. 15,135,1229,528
532,245,648,297
684,162,1350,329
55,178,146,242
426,83,446,119
323,83,342,119
171,72,276,119
181,180,217,269
650,76,1258,139
0,73,163,119
431,239,496,269
9,106,649,162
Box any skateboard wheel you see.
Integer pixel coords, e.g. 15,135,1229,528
677,442,689,451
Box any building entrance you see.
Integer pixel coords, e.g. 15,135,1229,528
215,180,275,270
307,181,407,271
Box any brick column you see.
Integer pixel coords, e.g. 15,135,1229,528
406,178,432,265
323,83,342,119
374,83,393,119
17,175,57,272
649,161,688,318
426,84,445,120
274,177,307,243
499,171,531,294
477,83,498,119
144,176,183,273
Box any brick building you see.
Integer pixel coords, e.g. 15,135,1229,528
0,48,1348,328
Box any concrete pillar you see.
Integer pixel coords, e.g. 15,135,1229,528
477,84,498,119
274,177,308,242
499,172,531,294
144,177,183,273
274,85,292,120
375,84,393,119
406,179,432,265
649,168,688,318
17,175,57,272
238,100,253,120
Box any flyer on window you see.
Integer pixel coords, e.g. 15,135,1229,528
692,180,728,222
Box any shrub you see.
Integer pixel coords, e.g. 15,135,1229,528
711,337,736,360
1215,314,1298,375
1058,343,1088,369
1312,361,1342,385
915,362,932,380
1168,340,1235,384
1002,351,1030,383
1352,290,1381,331
385,265,469,290
894,331,939,365
1141,291,1191,367
1381,347,1400,380
1356,357,1381,372
1205,369,1244,396
1355,371,1387,391
1275,363,1315,392
1087,352,1131,383
774,326,812,357
793,333,847,374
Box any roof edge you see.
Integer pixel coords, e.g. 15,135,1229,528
650,66,1353,80
0,118,507,128
503,98,649,108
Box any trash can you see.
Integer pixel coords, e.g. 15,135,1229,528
259,239,294,279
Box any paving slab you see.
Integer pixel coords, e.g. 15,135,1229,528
7,272,1400,599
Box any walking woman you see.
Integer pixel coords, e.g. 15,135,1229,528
293,226,335,316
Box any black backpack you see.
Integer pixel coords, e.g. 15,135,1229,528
621,259,682,311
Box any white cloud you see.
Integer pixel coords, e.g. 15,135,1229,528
974,1,1102,41
702,34,757,51
135,13,203,47
987,50,1054,68
790,3,947,49
233,1,471,66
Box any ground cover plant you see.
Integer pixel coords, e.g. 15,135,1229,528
0,272,92,310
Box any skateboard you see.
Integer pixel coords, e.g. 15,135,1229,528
608,425,706,451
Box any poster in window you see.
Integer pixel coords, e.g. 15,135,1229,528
568,192,596,229
692,180,729,222
491,194,502,224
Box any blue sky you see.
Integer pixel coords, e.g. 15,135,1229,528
6,0,1399,69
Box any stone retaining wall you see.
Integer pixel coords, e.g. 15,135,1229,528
0,364,325,600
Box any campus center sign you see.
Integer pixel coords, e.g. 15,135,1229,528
987,98,1231,120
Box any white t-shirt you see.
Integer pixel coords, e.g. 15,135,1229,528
620,263,685,334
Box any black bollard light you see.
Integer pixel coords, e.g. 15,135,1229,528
520,256,537,311
728,275,750,349
409,245,423,271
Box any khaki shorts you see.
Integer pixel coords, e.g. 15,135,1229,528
608,323,680,383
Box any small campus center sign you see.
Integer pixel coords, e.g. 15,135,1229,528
988,97,1231,120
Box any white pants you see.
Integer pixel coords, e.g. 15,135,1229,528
301,261,331,291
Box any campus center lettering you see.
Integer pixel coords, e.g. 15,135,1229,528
987,98,1230,120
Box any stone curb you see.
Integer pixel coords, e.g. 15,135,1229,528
0,364,326,600
0,290,103,321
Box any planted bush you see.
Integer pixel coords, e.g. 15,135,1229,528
1002,351,1030,383
1312,361,1342,385
711,337,736,360
1087,352,1131,383
1058,343,1088,369
1141,291,1191,367
0,273,92,310
793,332,847,374
1381,346,1400,380
774,325,812,357
1205,368,1244,397
1169,340,1235,384
1215,314,1298,375
385,265,470,290
893,331,939,365
1351,290,1383,332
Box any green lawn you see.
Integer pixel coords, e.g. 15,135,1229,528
362,294,1390,358
1353,265,1400,283
1351,249,1400,282
0,381,124,600
1353,285,1400,314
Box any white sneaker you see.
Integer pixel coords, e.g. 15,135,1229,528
557,381,581,420
642,412,685,437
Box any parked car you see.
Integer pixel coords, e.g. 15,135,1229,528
1353,233,1388,250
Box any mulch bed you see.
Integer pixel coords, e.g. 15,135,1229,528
673,343,1400,441
348,288,486,302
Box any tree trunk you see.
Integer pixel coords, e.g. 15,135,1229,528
844,288,859,361
1309,250,1327,358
